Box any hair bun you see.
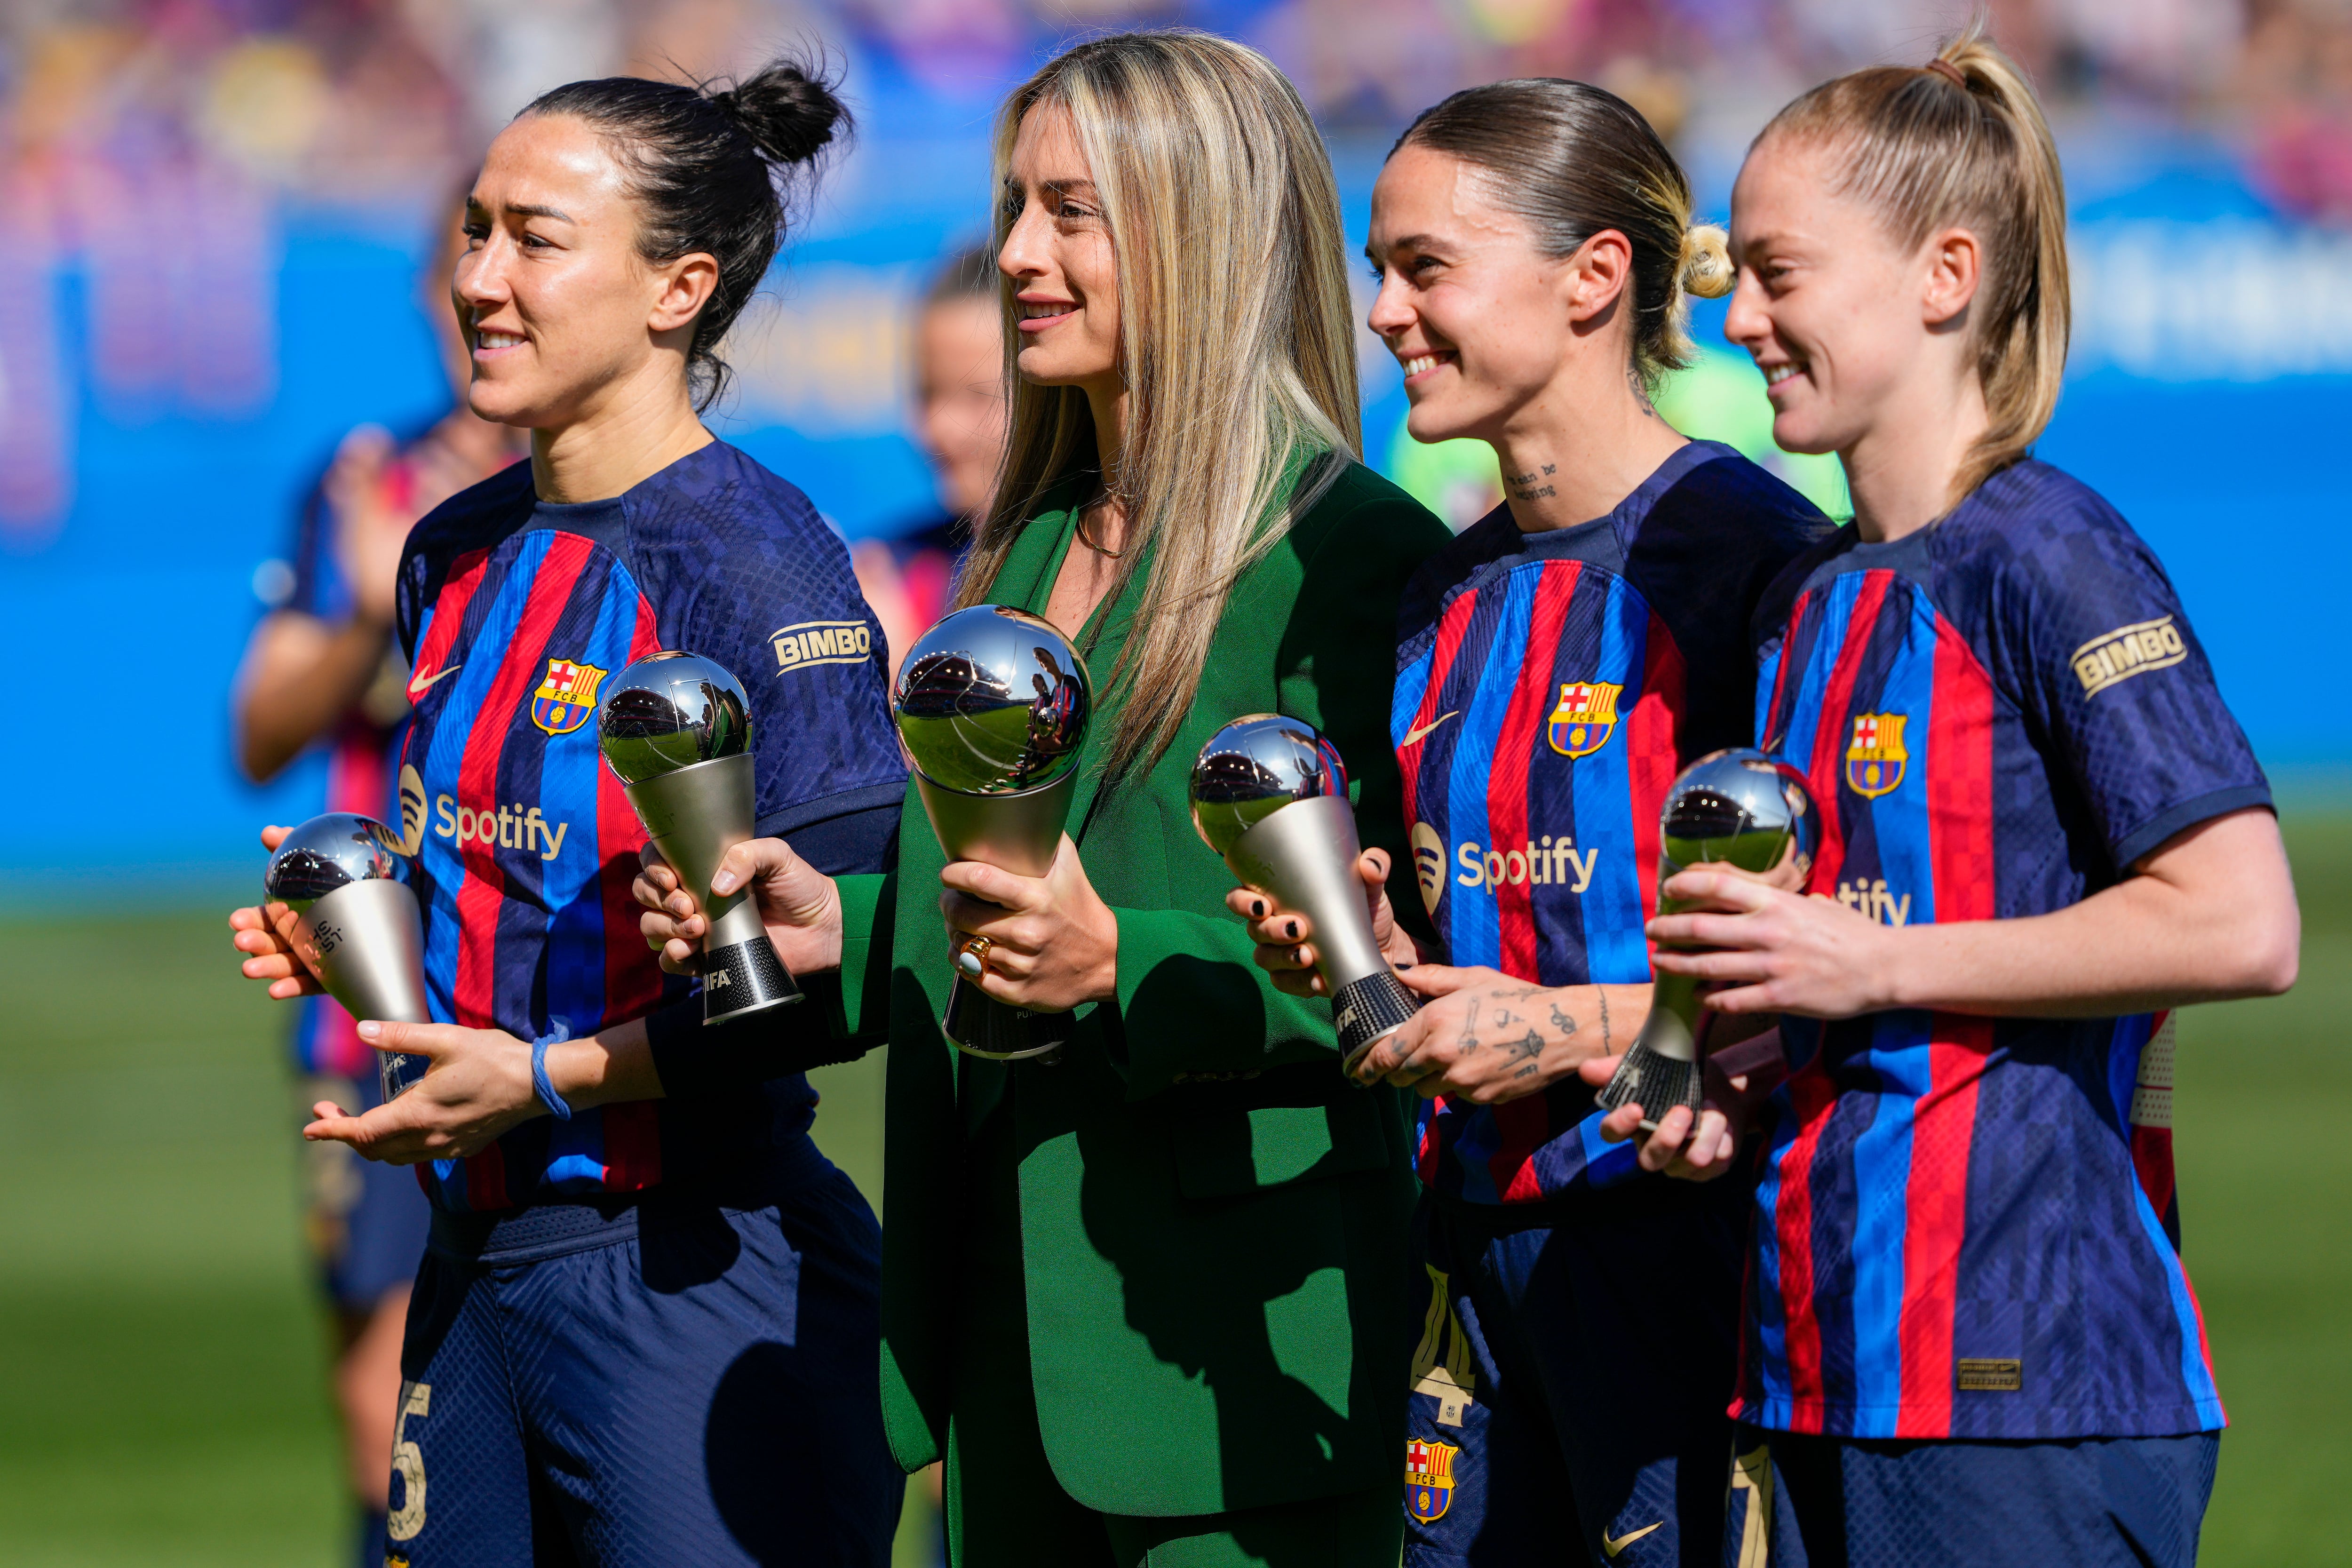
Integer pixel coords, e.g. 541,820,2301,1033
710,56,851,168
1679,223,1733,299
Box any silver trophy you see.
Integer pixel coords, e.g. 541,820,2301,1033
264,812,433,1101
599,651,801,1025
1191,714,1420,1075
1596,748,1817,1130
893,605,1092,1059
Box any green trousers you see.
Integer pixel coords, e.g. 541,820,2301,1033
940,1102,1405,1568
943,1383,1401,1567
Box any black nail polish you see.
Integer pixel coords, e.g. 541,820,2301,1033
1286,920,1299,940
1250,900,1265,918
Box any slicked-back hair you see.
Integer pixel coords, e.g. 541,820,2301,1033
1395,79,1732,393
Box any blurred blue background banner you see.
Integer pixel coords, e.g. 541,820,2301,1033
2,0,2349,892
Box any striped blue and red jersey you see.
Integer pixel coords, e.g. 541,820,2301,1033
393,440,906,1212
1742,459,2269,1441
1392,441,1825,1203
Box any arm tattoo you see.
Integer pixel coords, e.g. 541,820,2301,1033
1597,989,1613,1052
1548,999,1578,1037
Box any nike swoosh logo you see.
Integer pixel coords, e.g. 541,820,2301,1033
406,663,462,699
1601,1522,1664,1558
1401,711,1459,748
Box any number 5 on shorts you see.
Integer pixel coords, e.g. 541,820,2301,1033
388,1380,432,1543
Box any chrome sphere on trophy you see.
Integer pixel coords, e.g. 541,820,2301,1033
1190,713,1419,1075
894,605,1092,1059
599,651,801,1024
1596,748,1817,1130
264,812,433,1101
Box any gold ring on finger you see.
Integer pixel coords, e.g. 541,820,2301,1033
955,934,994,979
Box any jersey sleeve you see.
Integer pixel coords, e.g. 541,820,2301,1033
655,510,909,872
1990,501,2270,871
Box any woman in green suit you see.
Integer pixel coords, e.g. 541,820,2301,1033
640,31,1447,1565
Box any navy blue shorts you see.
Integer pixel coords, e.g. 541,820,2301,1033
1402,1184,1749,1568
301,1072,431,1313
384,1135,900,1567
1727,1424,2220,1568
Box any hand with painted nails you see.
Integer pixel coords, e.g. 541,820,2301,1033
633,836,845,977
1222,847,1416,997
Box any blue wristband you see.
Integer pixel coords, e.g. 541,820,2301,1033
531,1022,574,1121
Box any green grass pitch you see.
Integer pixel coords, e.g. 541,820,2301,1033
1,813,2346,1564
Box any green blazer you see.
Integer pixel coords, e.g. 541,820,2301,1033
834,454,1449,1517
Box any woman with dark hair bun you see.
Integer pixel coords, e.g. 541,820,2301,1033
226,57,907,1566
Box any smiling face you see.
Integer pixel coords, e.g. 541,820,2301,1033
1364,145,1596,446
997,103,1121,402
452,113,713,429
1724,134,1948,458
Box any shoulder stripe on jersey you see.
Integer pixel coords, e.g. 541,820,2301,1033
1876,605,2003,1434
1396,586,1482,827
1444,570,1542,974
537,562,641,1036
1761,587,1811,745
452,533,598,1027
1625,604,1684,934
1476,561,1588,1205
1488,560,1582,979
417,536,560,1030
594,593,668,1188
1567,578,1650,986
411,547,492,685
1798,572,1894,900
1770,570,1915,1434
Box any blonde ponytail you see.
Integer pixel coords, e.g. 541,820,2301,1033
1757,18,2069,502
1679,223,1734,301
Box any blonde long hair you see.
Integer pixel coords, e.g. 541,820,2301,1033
1759,19,2068,502
954,30,1362,780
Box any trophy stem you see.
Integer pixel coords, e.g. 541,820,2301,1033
624,753,803,1025
912,770,1074,877
1595,963,1706,1130
1224,794,1420,1071
914,768,1081,1059
1333,970,1420,1073
299,878,434,1101
941,976,1073,1060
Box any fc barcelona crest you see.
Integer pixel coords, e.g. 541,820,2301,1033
1547,681,1622,759
1405,1436,1459,1523
1845,712,1908,798
531,658,609,737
